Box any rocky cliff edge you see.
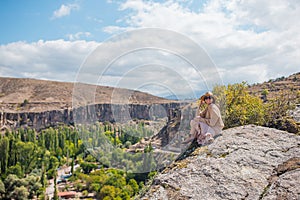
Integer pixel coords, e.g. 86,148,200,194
141,125,300,200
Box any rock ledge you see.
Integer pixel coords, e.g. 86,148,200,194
141,125,300,200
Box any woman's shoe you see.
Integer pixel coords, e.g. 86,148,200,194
205,133,214,144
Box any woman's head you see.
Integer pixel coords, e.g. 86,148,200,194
200,91,215,104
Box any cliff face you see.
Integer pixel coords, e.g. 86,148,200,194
0,77,182,131
0,103,181,131
142,125,300,200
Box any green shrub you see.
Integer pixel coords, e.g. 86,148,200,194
263,91,299,133
20,99,29,107
213,83,299,133
213,82,265,128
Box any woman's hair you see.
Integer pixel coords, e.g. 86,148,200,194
200,91,216,104
204,95,216,104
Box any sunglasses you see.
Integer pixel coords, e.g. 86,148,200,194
204,96,212,100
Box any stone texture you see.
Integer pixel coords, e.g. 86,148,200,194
141,125,300,200
290,104,300,123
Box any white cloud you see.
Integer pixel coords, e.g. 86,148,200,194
74,28,220,98
87,16,103,23
102,26,131,34
219,64,269,84
1,0,300,99
67,32,92,40
51,3,79,19
105,0,300,86
0,40,99,82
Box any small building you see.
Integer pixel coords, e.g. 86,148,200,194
58,191,77,199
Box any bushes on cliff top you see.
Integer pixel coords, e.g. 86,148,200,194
213,82,265,129
263,91,299,133
213,82,299,133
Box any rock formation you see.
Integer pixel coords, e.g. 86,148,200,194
141,125,300,200
0,103,181,131
290,104,300,123
0,77,183,131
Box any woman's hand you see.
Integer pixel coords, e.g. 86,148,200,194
200,100,205,105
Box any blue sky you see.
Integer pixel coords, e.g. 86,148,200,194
0,0,299,98
0,0,124,43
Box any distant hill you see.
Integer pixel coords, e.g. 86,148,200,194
248,72,300,101
1,72,299,113
163,90,208,101
0,77,176,112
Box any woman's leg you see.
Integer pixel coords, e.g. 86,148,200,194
206,127,216,143
199,125,216,145
182,118,200,143
197,122,208,145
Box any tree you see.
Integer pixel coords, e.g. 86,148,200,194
71,157,75,175
98,185,116,199
7,163,23,178
53,174,59,200
0,179,5,197
0,137,9,174
128,179,139,195
48,156,59,171
261,89,269,102
38,131,45,149
80,162,97,174
11,186,29,200
21,99,29,107
4,174,19,195
26,175,42,199
263,91,299,133
124,141,131,149
105,174,126,188
8,136,18,167
89,183,101,192
15,141,39,174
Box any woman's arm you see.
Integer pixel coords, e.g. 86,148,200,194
198,108,207,118
198,104,221,127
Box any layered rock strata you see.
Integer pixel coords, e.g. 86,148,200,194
0,103,181,131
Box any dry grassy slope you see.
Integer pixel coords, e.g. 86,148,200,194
248,72,300,100
0,77,175,112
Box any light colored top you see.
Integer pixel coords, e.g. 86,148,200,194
198,103,224,134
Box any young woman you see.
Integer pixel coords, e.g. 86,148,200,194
183,91,224,145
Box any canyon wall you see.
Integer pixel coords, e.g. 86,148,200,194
0,103,182,131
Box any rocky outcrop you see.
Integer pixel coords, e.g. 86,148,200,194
0,103,181,131
0,109,73,131
290,104,300,123
141,125,300,200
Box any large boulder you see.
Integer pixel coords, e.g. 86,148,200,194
141,125,300,200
